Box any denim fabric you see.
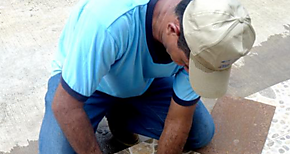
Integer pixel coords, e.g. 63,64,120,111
39,73,215,154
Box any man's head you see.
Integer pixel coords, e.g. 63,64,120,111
174,0,256,98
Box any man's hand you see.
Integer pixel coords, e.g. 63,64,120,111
157,98,196,154
52,83,102,154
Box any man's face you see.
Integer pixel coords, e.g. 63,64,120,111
163,20,189,72
165,34,189,72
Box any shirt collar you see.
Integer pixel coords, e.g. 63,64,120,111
146,0,172,64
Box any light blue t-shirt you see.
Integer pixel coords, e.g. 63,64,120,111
51,0,200,105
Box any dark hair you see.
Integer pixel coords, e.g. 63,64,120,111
175,0,192,59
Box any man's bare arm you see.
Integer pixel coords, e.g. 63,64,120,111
52,83,102,154
157,98,196,154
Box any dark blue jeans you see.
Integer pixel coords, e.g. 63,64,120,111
39,73,214,153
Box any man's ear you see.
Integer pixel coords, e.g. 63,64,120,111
166,22,180,36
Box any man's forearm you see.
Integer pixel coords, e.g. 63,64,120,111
157,118,193,153
157,99,196,154
54,107,101,154
52,84,102,154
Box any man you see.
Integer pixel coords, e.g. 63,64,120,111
39,0,255,153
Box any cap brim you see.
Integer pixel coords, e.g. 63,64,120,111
189,58,231,98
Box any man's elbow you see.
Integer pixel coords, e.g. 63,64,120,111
51,84,73,118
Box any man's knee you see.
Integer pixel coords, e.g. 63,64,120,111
186,118,215,149
39,113,75,154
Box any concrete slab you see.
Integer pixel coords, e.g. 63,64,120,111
228,33,290,97
0,0,77,153
0,141,37,154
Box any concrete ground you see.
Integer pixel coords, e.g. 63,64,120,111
0,0,290,153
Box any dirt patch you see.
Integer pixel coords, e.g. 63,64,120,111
0,0,77,152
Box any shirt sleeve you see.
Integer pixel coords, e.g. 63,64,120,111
59,9,119,102
173,69,200,106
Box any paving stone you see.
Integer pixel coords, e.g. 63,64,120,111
247,79,290,154
196,95,275,154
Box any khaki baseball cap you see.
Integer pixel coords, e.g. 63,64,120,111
183,0,256,98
